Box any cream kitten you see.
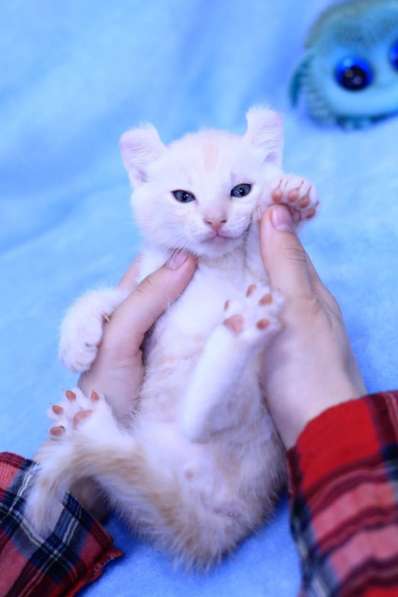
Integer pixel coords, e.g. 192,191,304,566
25,107,318,568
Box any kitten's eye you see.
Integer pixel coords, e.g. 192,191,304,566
230,183,252,198
335,56,373,91
172,190,196,203
389,39,398,71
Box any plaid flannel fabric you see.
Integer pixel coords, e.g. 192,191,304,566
0,452,122,596
288,391,398,597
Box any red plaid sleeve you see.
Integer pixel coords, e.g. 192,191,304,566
288,391,398,596
0,452,123,596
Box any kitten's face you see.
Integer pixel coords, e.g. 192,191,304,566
121,108,283,259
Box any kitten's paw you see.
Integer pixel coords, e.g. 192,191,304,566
59,288,127,372
271,174,319,222
223,284,283,345
47,388,112,439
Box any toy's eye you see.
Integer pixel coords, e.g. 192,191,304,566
389,39,398,71
335,57,373,91
172,190,196,203
230,183,252,198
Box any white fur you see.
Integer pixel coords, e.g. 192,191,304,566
59,287,129,372
26,107,318,568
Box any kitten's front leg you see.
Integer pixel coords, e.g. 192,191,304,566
59,247,167,374
180,284,283,443
59,287,129,372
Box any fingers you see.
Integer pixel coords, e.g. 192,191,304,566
259,206,314,298
103,251,197,355
118,256,141,291
304,251,338,309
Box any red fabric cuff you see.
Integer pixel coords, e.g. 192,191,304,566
287,391,398,497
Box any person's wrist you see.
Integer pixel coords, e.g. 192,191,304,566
278,375,366,449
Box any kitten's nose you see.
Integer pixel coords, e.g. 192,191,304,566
204,217,227,232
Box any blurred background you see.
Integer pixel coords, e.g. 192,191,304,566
1,1,397,595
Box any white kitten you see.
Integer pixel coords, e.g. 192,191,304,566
26,107,318,568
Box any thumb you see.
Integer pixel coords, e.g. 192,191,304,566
259,205,313,298
103,251,197,355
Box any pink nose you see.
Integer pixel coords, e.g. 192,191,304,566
204,218,227,232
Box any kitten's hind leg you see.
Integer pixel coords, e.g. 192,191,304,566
180,284,283,443
25,388,139,536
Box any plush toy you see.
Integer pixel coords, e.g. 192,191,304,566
290,0,398,128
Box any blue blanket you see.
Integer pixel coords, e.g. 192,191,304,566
1,1,397,595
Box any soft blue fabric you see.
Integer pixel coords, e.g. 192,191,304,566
1,1,397,595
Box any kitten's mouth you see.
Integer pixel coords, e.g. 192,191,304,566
203,227,248,243
205,232,237,242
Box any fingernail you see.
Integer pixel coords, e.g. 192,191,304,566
270,205,294,232
166,250,189,270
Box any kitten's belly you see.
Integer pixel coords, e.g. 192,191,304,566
134,255,275,500
135,356,276,501
134,409,276,501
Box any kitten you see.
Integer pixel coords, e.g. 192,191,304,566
25,107,318,569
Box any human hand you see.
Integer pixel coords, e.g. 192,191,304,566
78,251,197,421
259,205,366,449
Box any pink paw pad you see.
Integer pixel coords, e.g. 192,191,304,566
222,283,282,343
48,388,104,440
246,284,257,297
299,196,310,208
223,314,244,334
50,425,65,437
271,184,283,204
305,207,316,219
72,409,93,427
287,182,305,204
256,319,270,330
259,293,272,305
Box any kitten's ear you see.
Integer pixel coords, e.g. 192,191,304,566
244,107,283,167
120,124,165,185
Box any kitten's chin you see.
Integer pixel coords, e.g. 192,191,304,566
193,236,242,259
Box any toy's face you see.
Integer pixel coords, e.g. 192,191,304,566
292,1,398,126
